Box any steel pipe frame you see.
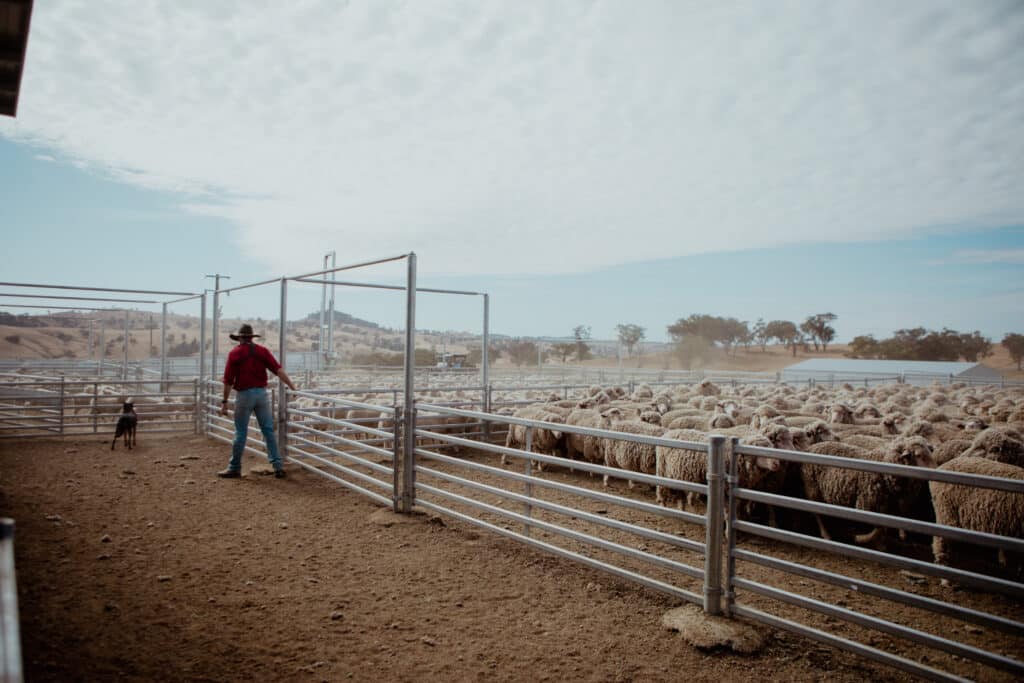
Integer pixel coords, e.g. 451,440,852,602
417,402,712,455
0,292,159,304
289,276,483,297
734,486,1024,554
0,518,22,683
413,445,705,526
732,519,1024,598
287,456,392,507
286,436,393,478
416,479,705,580
735,442,1024,493
286,423,394,459
415,426,709,496
0,282,196,296
415,463,705,555
414,497,703,607
730,604,966,683
732,548,1023,636
733,577,1023,676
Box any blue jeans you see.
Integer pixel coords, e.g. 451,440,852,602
228,387,283,472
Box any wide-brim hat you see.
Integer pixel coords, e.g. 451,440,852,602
229,323,262,341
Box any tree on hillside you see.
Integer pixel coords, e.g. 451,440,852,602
799,319,817,351
801,313,838,352
666,314,749,354
765,320,801,357
752,319,768,352
573,325,592,362
958,331,992,363
550,342,576,363
846,327,992,362
508,340,538,367
848,335,879,358
615,323,645,359
1003,333,1024,370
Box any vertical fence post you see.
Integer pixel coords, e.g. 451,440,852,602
192,378,199,434
199,292,207,436
278,278,288,460
391,405,403,513
523,426,533,536
0,518,23,683
58,376,65,437
401,253,417,514
704,435,726,615
160,302,168,391
724,437,739,618
92,381,98,434
121,309,129,381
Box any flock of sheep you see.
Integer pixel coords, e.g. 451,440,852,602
497,379,1024,580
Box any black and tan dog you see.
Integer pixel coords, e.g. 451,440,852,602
112,399,137,450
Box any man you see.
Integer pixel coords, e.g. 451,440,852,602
218,323,297,479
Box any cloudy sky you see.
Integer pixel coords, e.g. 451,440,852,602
2,1,1023,342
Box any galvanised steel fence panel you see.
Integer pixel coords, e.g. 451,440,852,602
0,377,199,439
281,390,398,508
409,403,717,608
724,439,1024,682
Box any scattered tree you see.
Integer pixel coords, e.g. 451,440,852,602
550,342,576,363
573,325,592,362
508,340,539,367
1003,333,1024,370
752,319,768,352
845,327,993,362
667,314,748,354
615,324,645,359
765,320,801,357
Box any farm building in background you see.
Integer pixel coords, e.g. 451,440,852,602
782,358,1004,386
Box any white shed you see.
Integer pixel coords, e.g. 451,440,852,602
782,358,1004,386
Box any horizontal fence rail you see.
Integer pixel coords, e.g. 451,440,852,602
724,438,1024,681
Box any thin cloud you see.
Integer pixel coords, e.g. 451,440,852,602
934,249,1024,265
2,1,1023,276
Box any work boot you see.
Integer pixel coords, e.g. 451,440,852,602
217,468,242,479
274,469,286,479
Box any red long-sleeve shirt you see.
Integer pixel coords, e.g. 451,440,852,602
223,342,282,391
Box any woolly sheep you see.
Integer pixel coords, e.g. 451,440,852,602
802,437,936,544
932,439,971,466
827,404,855,424
576,391,611,410
503,406,566,467
697,379,721,396
803,420,840,446
666,415,710,431
962,427,1024,468
841,433,891,451
708,413,735,429
564,408,612,466
602,421,665,487
929,457,1024,579
654,429,781,510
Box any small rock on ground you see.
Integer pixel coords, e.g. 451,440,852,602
661,605,766,655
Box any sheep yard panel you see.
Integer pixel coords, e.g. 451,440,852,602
0,376,199,440
724,442,1024,682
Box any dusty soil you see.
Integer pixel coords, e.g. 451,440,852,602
0,436,1018,682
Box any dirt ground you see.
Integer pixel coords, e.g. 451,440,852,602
0,435,1018,682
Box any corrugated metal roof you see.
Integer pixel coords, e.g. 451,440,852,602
784,358,989,376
